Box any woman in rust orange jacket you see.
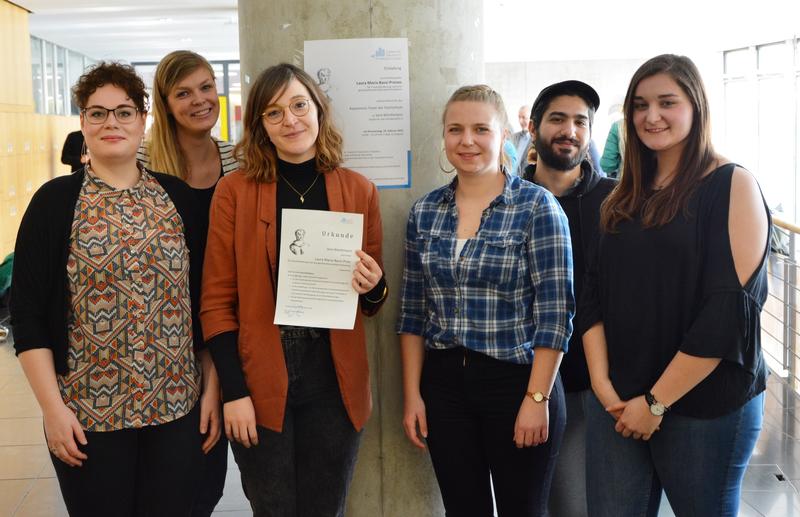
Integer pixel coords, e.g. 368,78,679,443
199,63,386,517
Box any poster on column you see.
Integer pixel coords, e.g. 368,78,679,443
304,38,411,188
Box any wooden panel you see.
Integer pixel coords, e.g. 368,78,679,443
0,1,32,109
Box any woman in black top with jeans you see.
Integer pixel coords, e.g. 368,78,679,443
581,54,769,517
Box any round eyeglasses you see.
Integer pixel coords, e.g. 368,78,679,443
261,98,312,125
81,106,140,125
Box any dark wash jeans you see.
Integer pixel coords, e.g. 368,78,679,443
585,390,764,517
51,403,203,517
421,346,566,517
230,327,362,517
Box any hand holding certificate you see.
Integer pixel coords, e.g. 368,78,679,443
274,208,365,329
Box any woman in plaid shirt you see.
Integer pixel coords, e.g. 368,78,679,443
398,85,574,516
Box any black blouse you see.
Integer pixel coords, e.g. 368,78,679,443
581,164,769,418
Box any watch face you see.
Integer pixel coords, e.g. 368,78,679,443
649,403,666,416
533,392,545,403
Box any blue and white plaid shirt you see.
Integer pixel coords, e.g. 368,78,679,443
397,172,574,364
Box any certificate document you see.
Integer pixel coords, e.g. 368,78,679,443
304,37,411,188
274,209,364,329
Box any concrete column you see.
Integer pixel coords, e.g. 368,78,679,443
238,1,484,515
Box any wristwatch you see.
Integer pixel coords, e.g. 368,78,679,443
645,392,669,416
526,391,550,403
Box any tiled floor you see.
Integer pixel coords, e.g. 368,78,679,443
0,329,251,517
0,328,799,516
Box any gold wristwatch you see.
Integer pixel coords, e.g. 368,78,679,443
526,391,550,403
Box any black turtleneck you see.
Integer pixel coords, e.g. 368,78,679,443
276,158,329,272
275,157,385,306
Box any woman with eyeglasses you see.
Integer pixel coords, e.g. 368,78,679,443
11,62,206,516
138,50,237,517
200,63,386,516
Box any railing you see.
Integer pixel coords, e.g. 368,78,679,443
764,216,800,393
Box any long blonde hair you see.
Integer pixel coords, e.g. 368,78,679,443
145,50,216,179
237,63,342,183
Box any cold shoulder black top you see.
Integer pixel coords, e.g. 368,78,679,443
581,163,769,418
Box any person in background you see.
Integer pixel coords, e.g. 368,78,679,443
200,63,387,517
60,130,87,172
582,54,769,517
11,61,212,516
600,107,625,178
399,84,573,516
511,104,532,167
503,122,520,171
512,104,532,177
138,49,237,517
522,80,616,517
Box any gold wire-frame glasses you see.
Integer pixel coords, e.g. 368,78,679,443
261,98,312,125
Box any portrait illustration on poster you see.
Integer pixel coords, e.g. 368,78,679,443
304,38,411,188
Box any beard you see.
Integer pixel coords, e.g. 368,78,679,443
534,133,588,171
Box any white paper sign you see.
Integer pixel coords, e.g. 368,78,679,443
274,209,364,329
304,37,411,189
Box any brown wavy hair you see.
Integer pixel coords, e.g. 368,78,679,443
72,61,148,112
236,63,342,183
442,84,511,171
600,54,716,231
145,50,215,179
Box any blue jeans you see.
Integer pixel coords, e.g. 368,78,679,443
585,391,764,517
230,327,362,517
548,389,589,517
422,347,566,517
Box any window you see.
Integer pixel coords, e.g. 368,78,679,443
29,36,95,116
30,37,43,113
723,39,800,221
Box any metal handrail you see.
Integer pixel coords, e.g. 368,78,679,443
767,216,799,390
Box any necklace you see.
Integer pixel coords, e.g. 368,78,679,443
280,172,321,204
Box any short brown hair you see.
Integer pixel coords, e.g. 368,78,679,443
236,63,342,183
72,61,149,112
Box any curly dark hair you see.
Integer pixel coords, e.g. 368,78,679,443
72,61,149,111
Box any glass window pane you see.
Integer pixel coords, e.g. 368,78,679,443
45,42,56,114
30,37,44,113
796,78,800,223
757,77,794,218
56,46,67,115
212,63,225,94
68,51,84,114
725,48,750,75
132,64,157,131
724,80,757,176
796,38,800,68
758,42,790,73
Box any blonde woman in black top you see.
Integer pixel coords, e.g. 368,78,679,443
138,50,239,517
581,54,769,517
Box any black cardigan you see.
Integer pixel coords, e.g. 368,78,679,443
10,168,203,375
